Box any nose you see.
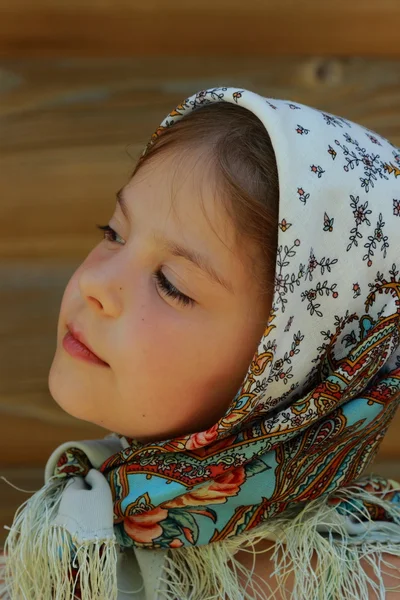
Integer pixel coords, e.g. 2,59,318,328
87,295,105,311
78,265,123,318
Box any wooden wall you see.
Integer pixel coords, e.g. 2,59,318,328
1,0,400,488
1,1,400,58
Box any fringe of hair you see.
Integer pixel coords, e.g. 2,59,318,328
156,480,400,600
0,475,118,600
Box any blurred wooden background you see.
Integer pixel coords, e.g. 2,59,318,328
1,0,400,543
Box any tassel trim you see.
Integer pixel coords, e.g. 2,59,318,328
0,475,118,600
2,475,400,599
156,481,400,600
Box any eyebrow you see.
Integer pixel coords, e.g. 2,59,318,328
116,187,234,294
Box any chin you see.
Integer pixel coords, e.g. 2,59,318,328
47,353,93,423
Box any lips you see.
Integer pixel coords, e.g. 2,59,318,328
66,322,108,365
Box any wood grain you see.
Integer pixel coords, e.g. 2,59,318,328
1,56,400,467
0,1,400,58
1,56,400,259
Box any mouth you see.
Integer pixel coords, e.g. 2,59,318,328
63,322,109,367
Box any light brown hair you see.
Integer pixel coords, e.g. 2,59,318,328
131,102,279,295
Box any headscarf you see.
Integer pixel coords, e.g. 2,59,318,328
2,87,400,599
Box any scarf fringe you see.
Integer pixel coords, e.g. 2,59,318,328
0,475,118,600
156,481,400,600
2,476,400,599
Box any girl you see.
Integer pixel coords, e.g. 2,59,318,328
1,86,400,599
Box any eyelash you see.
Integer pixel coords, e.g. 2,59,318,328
96,224,196,308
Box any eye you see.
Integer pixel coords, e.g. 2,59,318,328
153,269,196,308
97,224,125,245
97,225,195,308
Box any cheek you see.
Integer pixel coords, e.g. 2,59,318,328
118,303,193,385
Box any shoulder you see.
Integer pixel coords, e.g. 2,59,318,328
232,538,400,599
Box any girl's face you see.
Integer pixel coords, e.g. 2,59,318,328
48,147,273,442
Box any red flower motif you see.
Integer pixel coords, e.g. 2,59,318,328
59,465,81,475
56,454,67,468
190,434,237,458
163,466,246,508
169,538,184,548
186,423,219,450
124,506,169,544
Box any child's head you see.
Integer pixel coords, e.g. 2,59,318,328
48,102,279,442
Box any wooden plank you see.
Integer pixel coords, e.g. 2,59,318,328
1,57,400,466
1,57,400,259
0,415,106,467
0,1,400,58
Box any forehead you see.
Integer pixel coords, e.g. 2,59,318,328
128,145,236,251
123,146,262,292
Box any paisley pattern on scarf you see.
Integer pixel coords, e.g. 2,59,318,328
54,88,400,550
